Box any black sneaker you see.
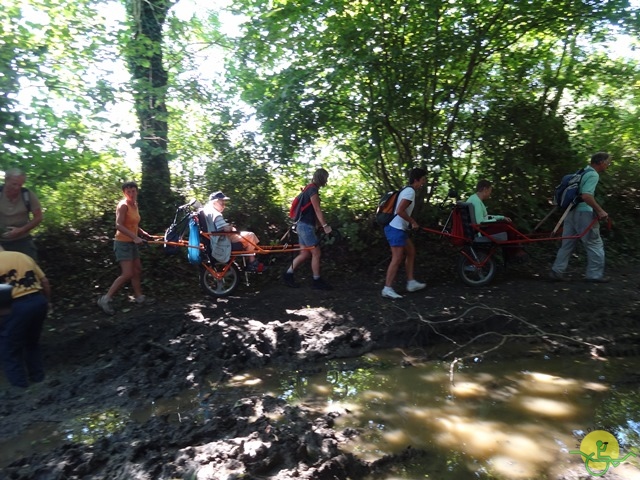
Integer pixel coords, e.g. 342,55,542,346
585,276,611,283
283,272,300,288
312,278,333,290
549,270,568,282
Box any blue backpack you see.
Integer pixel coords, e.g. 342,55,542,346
553,168,586,209
187,217,201,264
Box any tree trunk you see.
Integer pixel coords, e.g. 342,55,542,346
124,0,175,231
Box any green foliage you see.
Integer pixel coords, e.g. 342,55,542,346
474,99,578,229
229,0,637,198
334,220,373,253
0,0,143,226
2,0,640,270
39,159,136,230
199,151,286,240
595,390,640,451
593,161,640,258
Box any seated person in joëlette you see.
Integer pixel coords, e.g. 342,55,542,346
466,179,527,262
202,191,264,271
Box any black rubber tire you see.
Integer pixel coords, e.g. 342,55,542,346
457,250,496,287
199,263,240,297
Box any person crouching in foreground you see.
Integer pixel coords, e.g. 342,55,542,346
0,246,51,388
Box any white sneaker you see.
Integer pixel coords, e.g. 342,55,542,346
406,280,426,292
97,295,115,315
135,295,156,305
381,287,403,299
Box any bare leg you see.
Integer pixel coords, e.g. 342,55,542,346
130,258,143,298
290,249,311,271
106,259,135,299
404,239,416,281
385,246,406,288
234,232,260,263
310,246,322,277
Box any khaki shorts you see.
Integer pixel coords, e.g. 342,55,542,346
114,240,140,262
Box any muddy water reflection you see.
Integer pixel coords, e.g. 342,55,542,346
233,350,640,479
3,350,640,479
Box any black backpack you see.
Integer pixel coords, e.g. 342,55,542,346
163,201,199,255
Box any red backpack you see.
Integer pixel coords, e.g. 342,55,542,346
289,184,314,220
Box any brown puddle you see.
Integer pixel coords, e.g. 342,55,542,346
3,350,640,478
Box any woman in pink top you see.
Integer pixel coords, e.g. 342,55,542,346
97,182,154,315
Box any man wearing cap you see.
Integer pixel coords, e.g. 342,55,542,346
0,246,51,388
202,191,264,271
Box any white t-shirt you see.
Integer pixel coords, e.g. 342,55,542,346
388,187,415,230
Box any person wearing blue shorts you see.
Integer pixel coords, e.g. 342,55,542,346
283,168,333,290
382,168,428,299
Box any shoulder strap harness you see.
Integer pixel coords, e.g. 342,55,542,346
0,185,31,213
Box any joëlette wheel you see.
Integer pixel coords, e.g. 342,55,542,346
457,250,496,287
199,262,239,297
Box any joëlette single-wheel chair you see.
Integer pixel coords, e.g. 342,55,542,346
420,201,601,287
149,200,313,297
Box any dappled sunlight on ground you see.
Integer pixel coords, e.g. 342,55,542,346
286,306,341,322
517,395,576,418
94,348,638,478
228,372,264,387
450,380,488,397
518,371,604,395
326,354,633,478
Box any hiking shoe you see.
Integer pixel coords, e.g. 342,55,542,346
312,278,333,290
381,287,403,299
283,272,300,288
246,260,266,273
406,279,426,292
585,276,611,283
97,295,115,315
135,295,156,305
549,270,568,282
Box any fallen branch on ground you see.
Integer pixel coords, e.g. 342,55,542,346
392,303,605,385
